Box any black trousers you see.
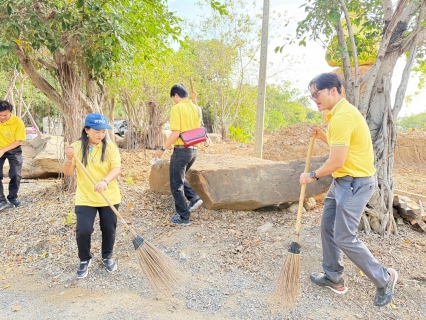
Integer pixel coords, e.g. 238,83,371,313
169,148,200,220
0,147,23,202
75,205,118,261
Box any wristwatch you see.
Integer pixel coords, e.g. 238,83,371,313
310,171,319,180
160,146,165,152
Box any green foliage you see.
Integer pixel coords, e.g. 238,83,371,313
209,0,228,15
63,210,76,226
227,82,321,142
264,83,321,133
280,0,385,67
228,125,251,142
397,113,426,131
125,174,134,185
0,0,183,78
0,69,60,128
412,47,426,91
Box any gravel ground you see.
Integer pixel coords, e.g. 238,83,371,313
1,176,425,320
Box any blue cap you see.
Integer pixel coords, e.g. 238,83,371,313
84,113,112,130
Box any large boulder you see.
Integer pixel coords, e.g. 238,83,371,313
3,135,64,179
149,154,332,210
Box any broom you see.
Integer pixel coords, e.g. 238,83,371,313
73,155,183,296
272,135,315,310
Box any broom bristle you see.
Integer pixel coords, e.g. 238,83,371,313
136,240,185,296
271,252,301,311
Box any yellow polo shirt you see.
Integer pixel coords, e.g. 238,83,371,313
72,140,121,206
0,114,26,149
169,99,201,146
326,98,376,178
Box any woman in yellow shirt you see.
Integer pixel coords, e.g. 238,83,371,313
63,113,121,279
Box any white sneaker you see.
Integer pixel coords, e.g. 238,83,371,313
189,199,203,212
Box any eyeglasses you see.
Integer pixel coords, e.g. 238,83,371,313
309,89,324,100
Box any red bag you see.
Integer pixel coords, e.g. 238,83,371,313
179,127,207,147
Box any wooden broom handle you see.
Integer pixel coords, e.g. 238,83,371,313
294,136,315,238
73,155,127,226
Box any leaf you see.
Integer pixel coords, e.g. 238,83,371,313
13,39,22,45
327,11,341,26
12,305,21,312
7,3,12,15
390,303,397,309
40,252,48,258
3,284,11,290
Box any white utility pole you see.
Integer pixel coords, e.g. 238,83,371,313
253,0,269,158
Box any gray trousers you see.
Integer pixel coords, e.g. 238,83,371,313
321,175,390,288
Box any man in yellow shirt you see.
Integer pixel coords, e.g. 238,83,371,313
0,100,26,210
154,84,203,226
299,73,397,307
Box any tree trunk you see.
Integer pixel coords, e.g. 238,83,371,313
363,52,400,235
55,53,84,143
146,101,164,150
55,53,84,191
221,121,228,140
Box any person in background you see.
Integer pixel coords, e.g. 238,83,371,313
299,73,397,307
153,83,203,226
0,100,26,210
63,113,121,279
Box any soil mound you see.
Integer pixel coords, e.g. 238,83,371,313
395,131,426,166
263,122,329,162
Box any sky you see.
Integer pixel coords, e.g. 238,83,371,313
168,0,426,118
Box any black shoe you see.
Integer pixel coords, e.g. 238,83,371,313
9,199,22,207
0,201,13,211
170,215,191,226
77,259,92,279
374,268,398,306
189,199,203,212
102,258,117,272
310,272,348,294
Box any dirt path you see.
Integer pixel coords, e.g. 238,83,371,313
1,177,425,319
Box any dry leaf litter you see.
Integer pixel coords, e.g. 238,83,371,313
1,123,425,319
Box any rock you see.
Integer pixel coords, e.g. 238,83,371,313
257,222,273,233
115,135,125,148
288,203,306,215
369,217,381,233
3,135,63,179
149,154,332,210
178,251,189,260
207,133,221,144
304,197,317,210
